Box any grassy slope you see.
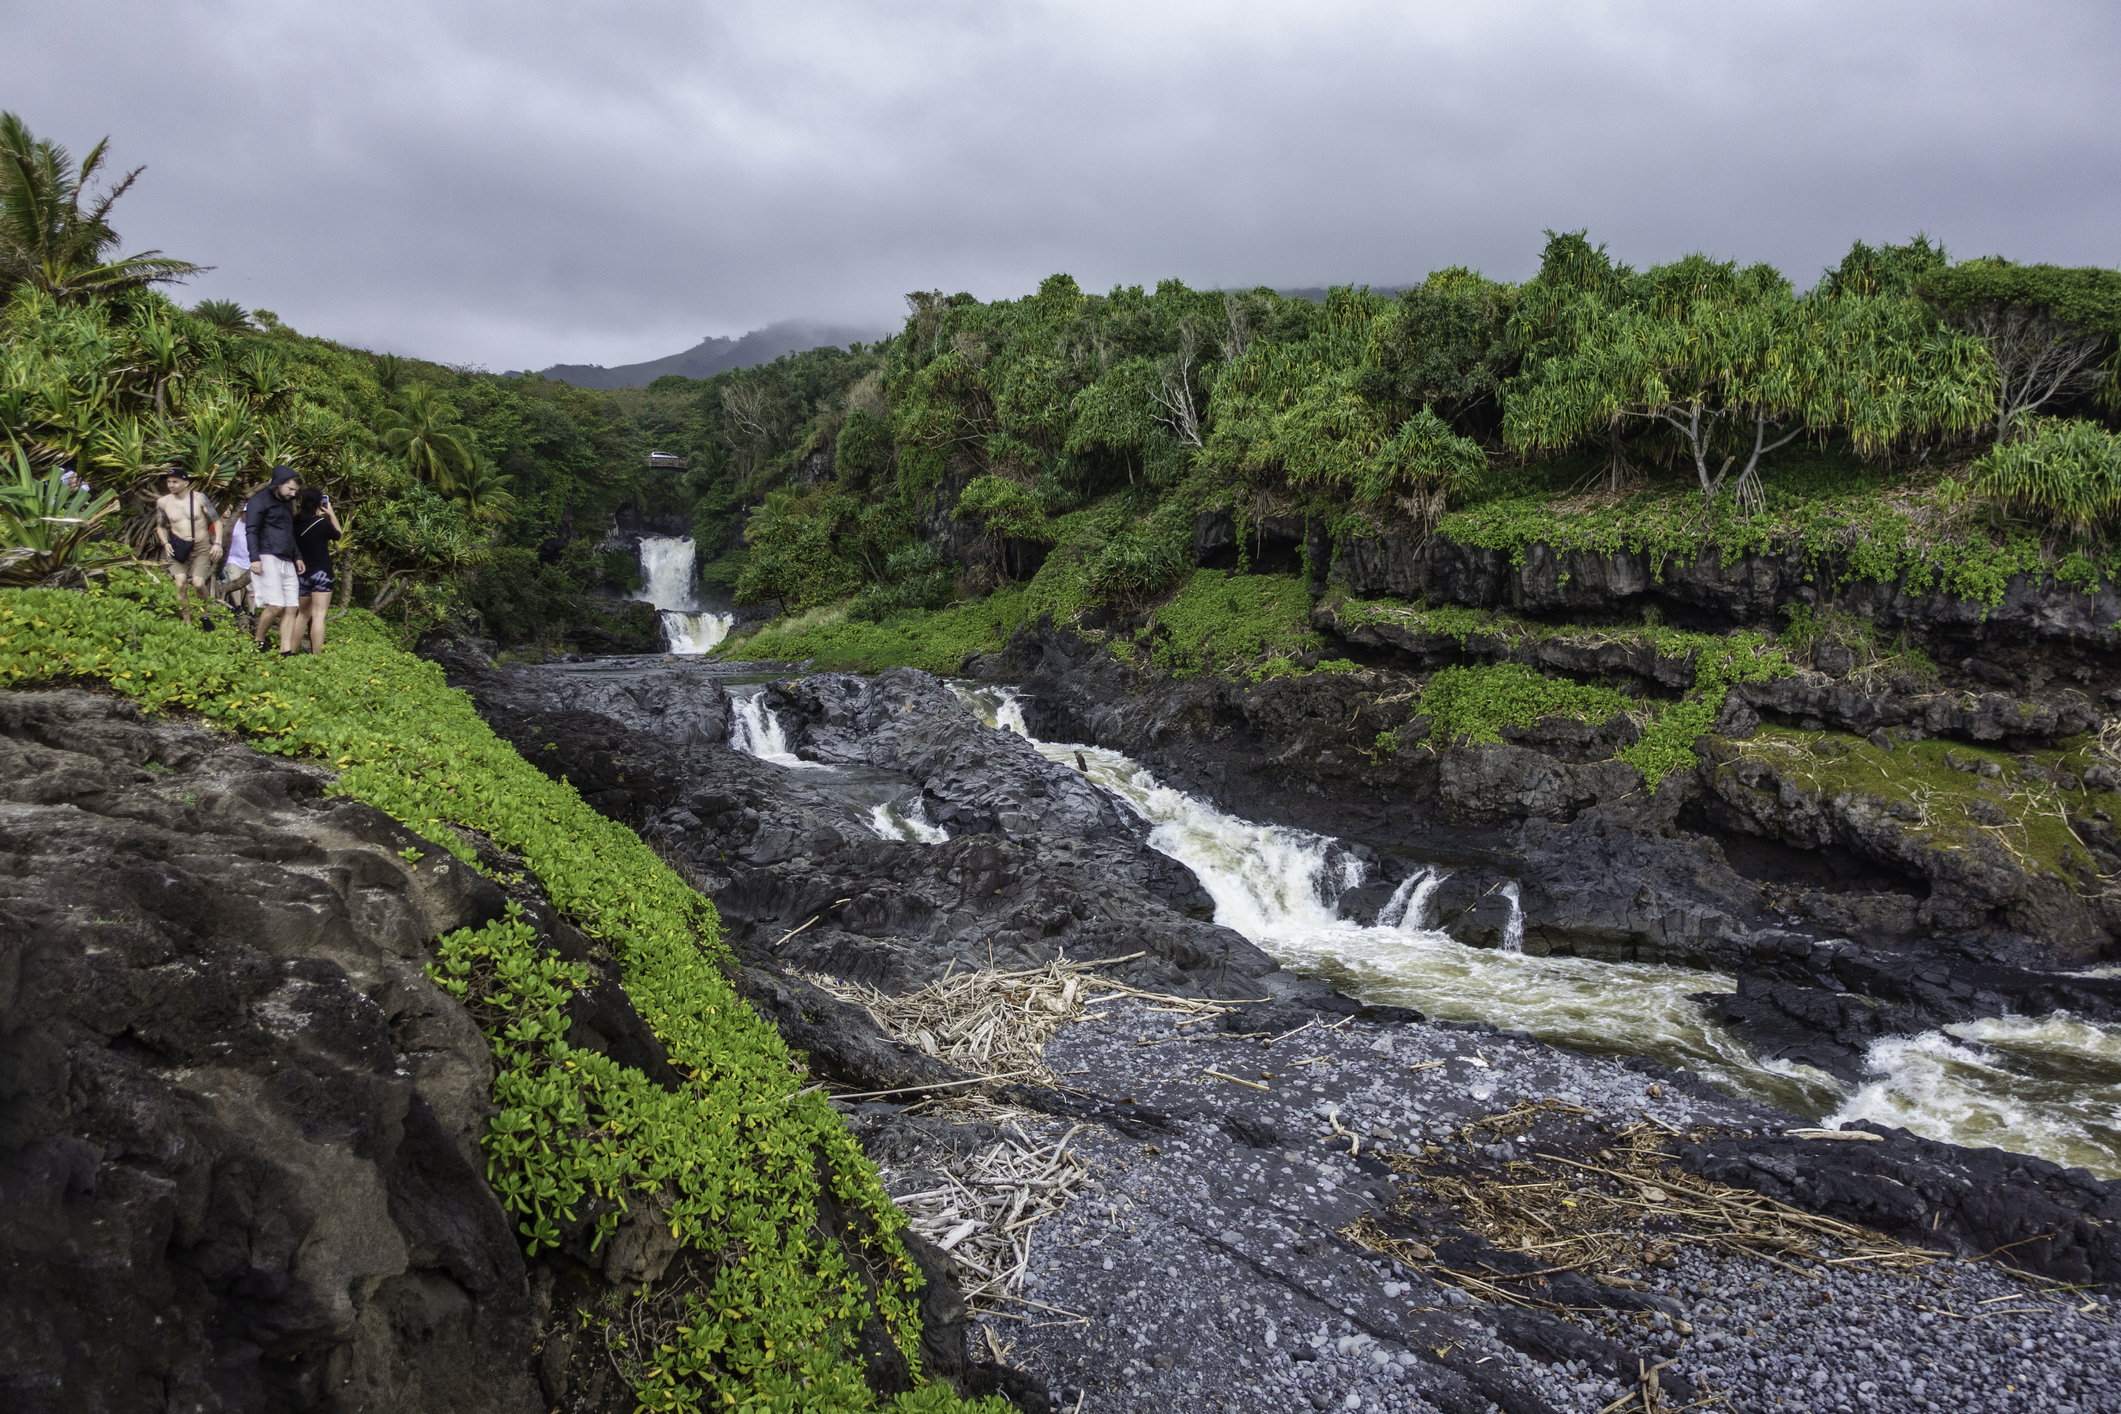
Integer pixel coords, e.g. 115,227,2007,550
0,573,1002,1414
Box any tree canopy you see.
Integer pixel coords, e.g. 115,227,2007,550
1503,236,1994,509
0,112,203,302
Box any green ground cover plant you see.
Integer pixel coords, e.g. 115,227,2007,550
1415,661,1635,746
723,587,1030,675
1342,597,1795,787
1137,570,1328,678
0,572,1005,1414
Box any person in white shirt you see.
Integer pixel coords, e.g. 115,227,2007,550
222,516,254,619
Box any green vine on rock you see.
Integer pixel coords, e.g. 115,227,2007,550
0,572,1006,1414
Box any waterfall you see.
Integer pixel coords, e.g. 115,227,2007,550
1407,868,1448,932
634,535,731,655
991,692,1029,737
1379,866,1450,931
727,689,823,769
946,680,2121,1175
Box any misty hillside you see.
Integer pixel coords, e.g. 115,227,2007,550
538,319,889,389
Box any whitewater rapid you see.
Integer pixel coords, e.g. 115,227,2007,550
958,685,2121,1177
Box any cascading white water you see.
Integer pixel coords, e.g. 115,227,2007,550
634,535,731,655
1376,871,1423,929
1406,868,1448,932
1499,881,1525,954
953,682,2121,1176
1378,866,1452,931
866,800,951,845
727,689,825,769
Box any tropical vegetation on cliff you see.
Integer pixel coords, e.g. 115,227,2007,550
0,570,1006,1414
7,109,2120,674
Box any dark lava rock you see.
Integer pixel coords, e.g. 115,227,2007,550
1679,1124,2121,1286
428,645,1306,1034
1328,529,2121,657
0,690,539,1414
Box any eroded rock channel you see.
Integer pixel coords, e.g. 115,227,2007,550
425,639,2121,1414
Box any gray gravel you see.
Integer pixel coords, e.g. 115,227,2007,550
899,999,2121,1414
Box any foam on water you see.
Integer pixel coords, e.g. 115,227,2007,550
1826,1013,2121,1174
866,800,950,845
954,682,2121,1174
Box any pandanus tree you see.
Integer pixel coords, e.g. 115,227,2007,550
1917,258,2121,444
0,112,204,302
1203,286,1488,532
1504,236,1995,511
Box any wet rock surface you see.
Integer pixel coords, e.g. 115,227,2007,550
0,690,540,1414
437,646,1311,1011
875,997,2121,1414
440,648,2121,1412
972,618,2120,1069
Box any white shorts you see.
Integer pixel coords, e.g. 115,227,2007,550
254,554,301,608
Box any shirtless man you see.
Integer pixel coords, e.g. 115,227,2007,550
153,468,225,630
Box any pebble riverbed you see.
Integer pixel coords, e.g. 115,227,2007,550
891,999,2121,1414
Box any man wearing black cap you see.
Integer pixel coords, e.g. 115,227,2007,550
244,466,307,655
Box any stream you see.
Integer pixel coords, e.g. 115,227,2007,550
722,679,2121,1178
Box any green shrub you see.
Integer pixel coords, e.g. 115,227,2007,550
954,475,1054,542
0,573,1004,1414
835,406,893,482
1419,662,1635,746
1970,416,2121,533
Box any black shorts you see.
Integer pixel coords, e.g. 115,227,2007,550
299,568,335,597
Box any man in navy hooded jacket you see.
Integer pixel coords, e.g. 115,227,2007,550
244,466,307,654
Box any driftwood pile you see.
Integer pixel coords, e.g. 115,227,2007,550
801,954,1246,1317
1344,1102,1939,1316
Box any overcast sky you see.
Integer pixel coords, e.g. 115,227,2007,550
9,0,2117,370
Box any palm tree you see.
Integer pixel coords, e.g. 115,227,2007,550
191,299,251,331
379,385,475,491
453,452,518,523
0,112,205,301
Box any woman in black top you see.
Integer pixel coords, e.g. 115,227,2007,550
292,487,343,653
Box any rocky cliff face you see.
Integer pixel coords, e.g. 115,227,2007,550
1327,527,2121,656
0,690,538,1414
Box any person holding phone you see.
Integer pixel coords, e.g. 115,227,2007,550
292,486,342,654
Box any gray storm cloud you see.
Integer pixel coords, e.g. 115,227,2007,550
8,0,2117,369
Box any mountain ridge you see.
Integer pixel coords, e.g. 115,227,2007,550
536,318,889,389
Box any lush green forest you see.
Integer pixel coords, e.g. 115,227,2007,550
5,110,2121,675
